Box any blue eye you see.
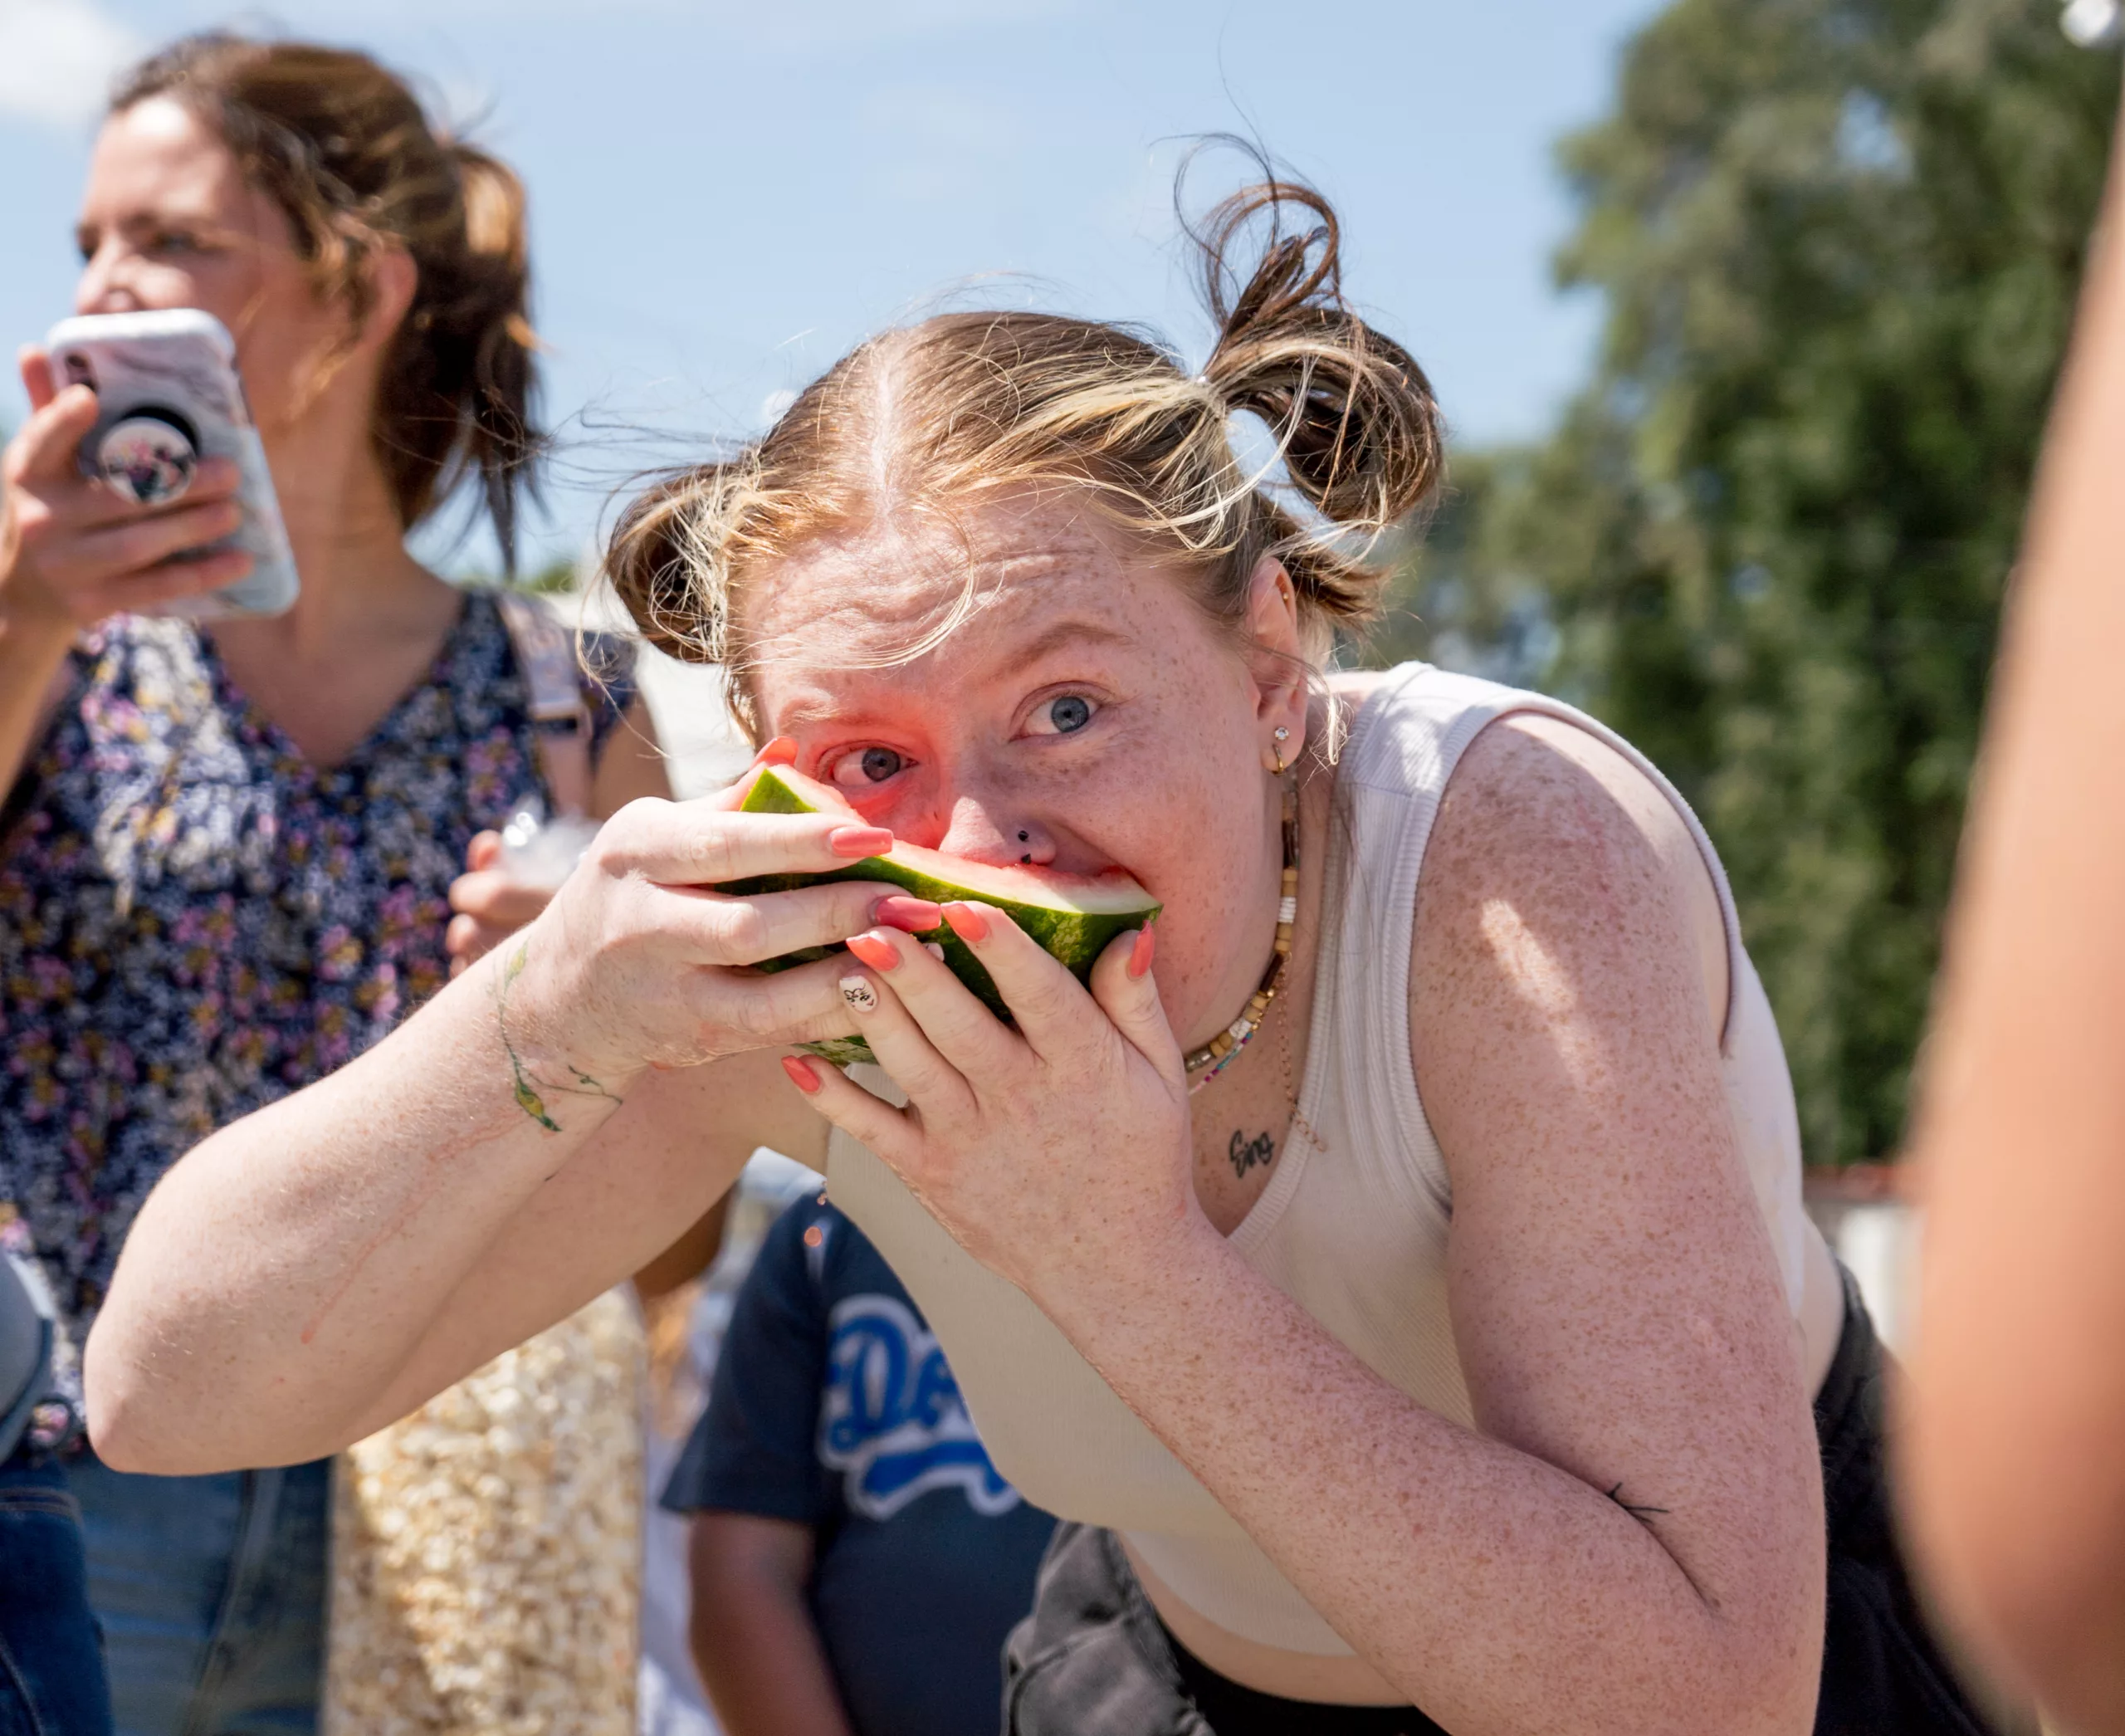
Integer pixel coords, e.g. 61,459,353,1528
1030,695,1096,736
828,746,906,788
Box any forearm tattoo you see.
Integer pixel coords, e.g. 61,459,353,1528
1229,1129,1275,1180
496,941,619,1132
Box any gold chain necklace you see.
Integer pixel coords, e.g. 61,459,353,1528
1183,776,1297,1093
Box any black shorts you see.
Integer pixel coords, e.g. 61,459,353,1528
1002,1266,2004,1736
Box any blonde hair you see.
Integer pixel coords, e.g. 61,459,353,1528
607,178,1444,733
113,34,542,567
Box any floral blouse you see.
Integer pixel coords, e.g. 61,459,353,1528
0,593,633,1445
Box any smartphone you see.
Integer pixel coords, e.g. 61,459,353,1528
45,309,299,619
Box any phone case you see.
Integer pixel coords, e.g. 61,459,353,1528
46,309,300,619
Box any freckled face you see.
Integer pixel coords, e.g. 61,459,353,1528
743,496,1281,1050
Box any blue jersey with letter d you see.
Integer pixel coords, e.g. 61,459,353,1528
663,1198,1054,1736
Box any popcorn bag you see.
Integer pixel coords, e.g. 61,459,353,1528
324,1290,647,1736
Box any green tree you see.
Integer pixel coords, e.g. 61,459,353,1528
1380,0,2120,1161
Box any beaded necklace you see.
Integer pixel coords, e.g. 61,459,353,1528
1183,776,1298,1093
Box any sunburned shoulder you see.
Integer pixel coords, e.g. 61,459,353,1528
1413,712,1730,1039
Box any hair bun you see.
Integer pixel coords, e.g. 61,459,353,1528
1196,180,1443,533
604,463,733,666
448,140,529,267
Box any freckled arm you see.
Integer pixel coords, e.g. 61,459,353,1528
84,948,815,1474
1032,719,1821,1736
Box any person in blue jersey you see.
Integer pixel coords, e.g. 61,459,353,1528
665,1197,1054,1736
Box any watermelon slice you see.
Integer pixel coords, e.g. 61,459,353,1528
723,766,1162,1065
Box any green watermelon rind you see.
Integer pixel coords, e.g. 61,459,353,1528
724,768,1162,1065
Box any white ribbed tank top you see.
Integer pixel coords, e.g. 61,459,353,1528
825,663,1836,1656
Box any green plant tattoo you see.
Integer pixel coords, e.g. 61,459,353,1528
496,941,618,1132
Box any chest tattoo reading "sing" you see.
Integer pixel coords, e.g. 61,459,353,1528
1228,1129,1276,1180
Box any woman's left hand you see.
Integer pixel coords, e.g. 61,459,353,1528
787,908,1197,1311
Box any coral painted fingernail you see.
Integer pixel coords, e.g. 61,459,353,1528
780,1054,821,1093
1128,925,1156,979
846,932,899,972
872,894,943,932
944,902,990,943
828,825,894,858
838,975,880,1013
750,736,799,768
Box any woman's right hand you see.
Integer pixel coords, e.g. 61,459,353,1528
1,345,254,638
495,770,934,1086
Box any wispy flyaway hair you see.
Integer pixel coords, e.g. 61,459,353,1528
606,164,1444,732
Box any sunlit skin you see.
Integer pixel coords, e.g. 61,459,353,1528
1902,105,2125,1730
85,470,1818,1725
743,495,1304,1066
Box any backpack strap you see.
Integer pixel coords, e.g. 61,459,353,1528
494,590,594,819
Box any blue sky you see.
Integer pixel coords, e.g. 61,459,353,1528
1,0,1663,570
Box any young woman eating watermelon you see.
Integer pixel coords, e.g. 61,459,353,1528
81,179,1997,1735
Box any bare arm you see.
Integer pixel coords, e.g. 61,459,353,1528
687,1513,856,1736
801,717,1820,1735
91,959,782,1471
85,786,915,1472
1902,102,2125,1734
1150,722,1815,1734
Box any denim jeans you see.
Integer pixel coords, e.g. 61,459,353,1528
0,1444,114,1736
68,1455,328,1736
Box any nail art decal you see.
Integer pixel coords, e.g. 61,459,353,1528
838,976,879,1013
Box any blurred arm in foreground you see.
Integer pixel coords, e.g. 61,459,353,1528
1902,90,2125,1736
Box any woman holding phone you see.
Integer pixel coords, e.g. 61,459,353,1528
85,175,1995,1733
0,33,666,1736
